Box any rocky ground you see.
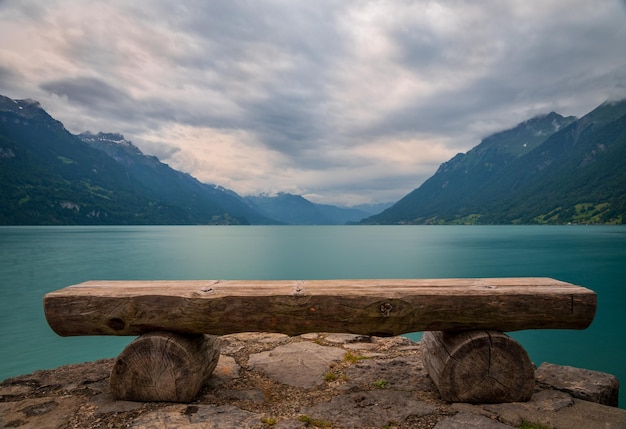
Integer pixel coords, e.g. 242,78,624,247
1,332,625,429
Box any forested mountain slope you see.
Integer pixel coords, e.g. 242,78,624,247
364,100,626,224
0,95,272,224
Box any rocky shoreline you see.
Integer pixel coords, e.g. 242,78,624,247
1,333,624,428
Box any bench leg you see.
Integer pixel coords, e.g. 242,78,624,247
110,331,220,402
421,330,534,403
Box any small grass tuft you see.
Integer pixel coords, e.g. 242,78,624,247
373,379,388,389
260,416,277,426
517,420,552,429
343,351,369,363
324,371,338,382
299,415,332,427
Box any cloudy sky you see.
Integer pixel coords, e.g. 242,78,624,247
1,1,625,205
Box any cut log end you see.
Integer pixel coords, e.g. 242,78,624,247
421,330,535,403
110,331,220,402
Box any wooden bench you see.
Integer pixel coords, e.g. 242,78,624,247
43,278,596,403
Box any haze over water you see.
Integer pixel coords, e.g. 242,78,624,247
1,225,625,407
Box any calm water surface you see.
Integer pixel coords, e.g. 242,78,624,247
1,225,625,406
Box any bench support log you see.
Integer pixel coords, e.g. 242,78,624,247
421,330,535,403
110,332,220,402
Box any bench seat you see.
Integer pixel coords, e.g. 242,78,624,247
44,277,596,337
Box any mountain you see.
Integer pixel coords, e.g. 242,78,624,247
0,94,373,226
245,193,372,225
0,95,274,225
364,100,626,224
7,93,623,226
77,132,275,225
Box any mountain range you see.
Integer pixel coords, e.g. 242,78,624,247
2,93,625,225
0,95,370,225
362,100,626,225
245,193,391,225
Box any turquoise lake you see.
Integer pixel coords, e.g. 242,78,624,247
1,225,625,407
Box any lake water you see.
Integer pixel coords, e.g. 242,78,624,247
1,225,625,407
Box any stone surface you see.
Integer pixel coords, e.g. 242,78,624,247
247,341,345,388
483,390,626,429
1,333,625,429
323,333,371,344
207,355,241,387
342,342,379,351
0,384,33,397
433,412,514,428
345,354,436,393
0,396,85,429
91,392,144,414
536,361,620,406
130,404,262,428
303,390,436,428
216,388,267,402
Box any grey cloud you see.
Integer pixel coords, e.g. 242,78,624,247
312,171,431,206
39,75,229,133
50,1,347,157
142,1,346,149
242,85,331,160
0,65,20,92
3,0,626,204
362,2,626,149
180,1,344,61
134,139,182,161
392,25,451,74
40,76,132,110
0,0,46,20
38,76,160,132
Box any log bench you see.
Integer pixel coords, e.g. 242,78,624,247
43,278,596,403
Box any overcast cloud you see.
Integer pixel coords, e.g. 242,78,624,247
1,1,625,205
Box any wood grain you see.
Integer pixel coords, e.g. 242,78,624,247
44,278,596,336
421,330,535,403
109,332,220,402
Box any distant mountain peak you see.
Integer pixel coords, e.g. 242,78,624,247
81,131,124,140
80,131,131,145
18,98,41,108
78,131,144,158
0,95,42,111
520,111,576,134
246,192,371,224
0,95,66,131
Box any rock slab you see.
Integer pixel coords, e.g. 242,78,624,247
247,341,345,388
303,390,436,428
536,361,620,406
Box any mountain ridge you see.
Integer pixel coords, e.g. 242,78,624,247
244,193,373,225
0,95,267,224
4,94,625,225
363,99,626,225
0,95,369,225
